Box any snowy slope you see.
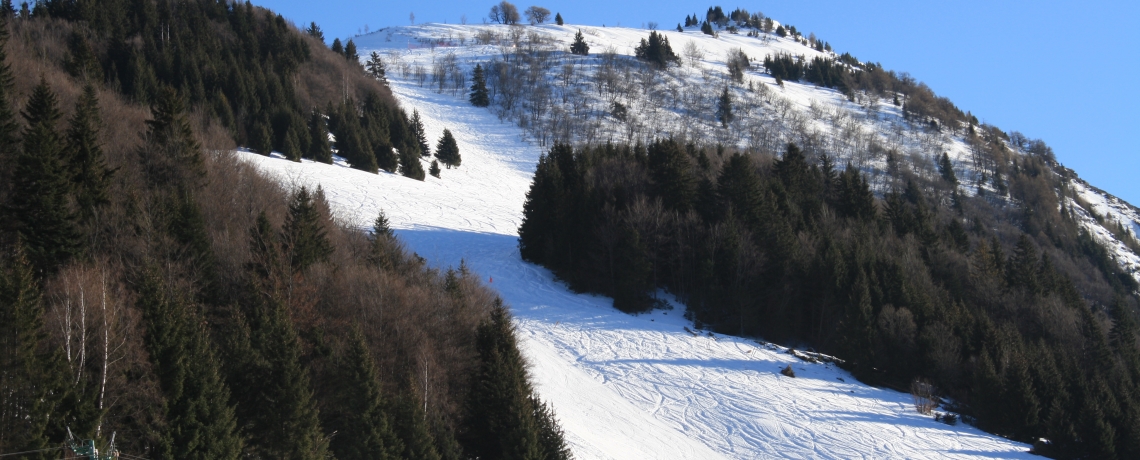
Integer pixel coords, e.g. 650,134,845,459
234,23,1040,456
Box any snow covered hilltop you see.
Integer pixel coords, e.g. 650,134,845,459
241,6,1140,459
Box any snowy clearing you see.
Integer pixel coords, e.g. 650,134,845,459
235,22,1041,457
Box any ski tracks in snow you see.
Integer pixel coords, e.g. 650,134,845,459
238,32,1035,457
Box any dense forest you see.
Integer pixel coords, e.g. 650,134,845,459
0,1,567,459
518,137,1140,458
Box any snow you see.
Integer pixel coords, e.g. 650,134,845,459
234,22,1041,457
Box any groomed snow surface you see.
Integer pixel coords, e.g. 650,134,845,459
237,23,1039,459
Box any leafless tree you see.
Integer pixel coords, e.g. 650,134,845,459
683,40,704,67
524,6,551,25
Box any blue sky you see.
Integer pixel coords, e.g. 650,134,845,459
258,0,1140,205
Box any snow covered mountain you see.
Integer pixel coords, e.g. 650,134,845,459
222,18,1140,457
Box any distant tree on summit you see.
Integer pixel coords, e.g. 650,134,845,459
775,25,787,37
524,6,550,25
554,12,563,25
470,64,490,107
489,1,520,25
570,29,589,55
634,31,679,69
331,38,343,55
700,21,714,36
435,129,461,168
305,22,324,41
344,39,359,64
676,23,683,32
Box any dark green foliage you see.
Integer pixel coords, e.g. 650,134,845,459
344,39,359,64
938,152,957,185
366,51,388,86
7,78,82,275
282,186,333,273
715,86,733,127
66,84,113,220
137,270,243,459
390,389,442,460
0,17,15,161
65,30,102,81
430,159,441,178
399,144,426,180
554,12,562,26
634,31,678,68
701,21,714,36
305,21,324,41
569,29,589,56
463,302,547,460
435,128,461,168
331,38,343,55
0,246,73,457
517,139,1140,454
470,63,490,106
411,108,430,157
143,87,203,185
307,110,333,163
228,212,329,459
327,331,403,460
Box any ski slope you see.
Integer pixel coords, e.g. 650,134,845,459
236,23,1038,457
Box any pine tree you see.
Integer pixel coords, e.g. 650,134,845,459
329,330,404,460
938,152,958,185
411,109,430,157
469,64,490,107
570,29,589,56
0,16,16,161
282,186,334,273
344,39,359,64
647,138,696,212
715,86,733,127
634,31,679,68
533,397,571,460
65,30,102,81
231,214,330,459
366,51,388,86
307,110,333,163
554,12,563,25
137,270,243,459
701,21,714,36
435,128,461,169
399,146,426,180
464,301,544,460
7,78,82,275
430,159,441,178
144,87,204,185
331,38,343,55
305,21,324,41
66,83,112,221
0,245,73,456
252,119,273,155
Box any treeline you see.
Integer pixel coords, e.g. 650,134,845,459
20,0,427,178
0,3,566,459
518,139,1140,458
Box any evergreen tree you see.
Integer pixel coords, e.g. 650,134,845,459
366,51,388,86
305,21,324,41
554,12,563,25
715,86,733,127
0,245,72,457
328,330,403,460
435,128,461,169
252,119,273,155
344,39,359,64
938,152,958,185
411,109,430,157
399,146,426,180
64,30,102,81
647,138,696,212
0,16,16,161
430,159,441,178
137,270,243,459
533,397,571,460
464,301,544,460
282,186,334,273
634,31,679,68
307,110,332,163
569,29,589,56
7,78,82,275
469,64,490,107
143,87,203,185
388,389,441,460
66,83,112,220
701,21,714,36
331,38,343,55
231,213,330,459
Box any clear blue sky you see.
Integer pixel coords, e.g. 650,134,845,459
258,0,1140,206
